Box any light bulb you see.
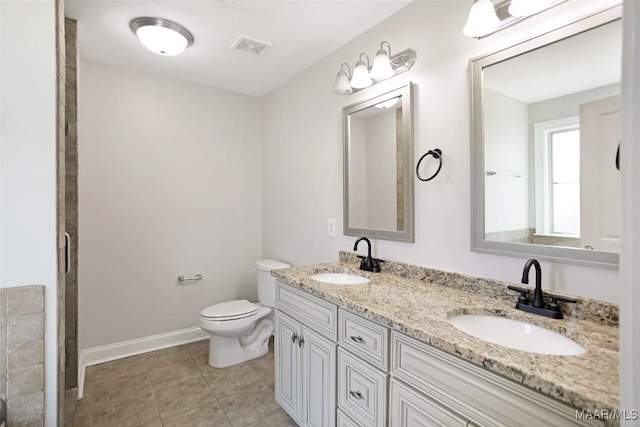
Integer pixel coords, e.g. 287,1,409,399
370,49,394,81
350,61,373,89
333,71,353,95
463,0,500,38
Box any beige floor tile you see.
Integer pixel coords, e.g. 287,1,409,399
185,339,209,358
134,345,192,372
94,374,152,403
74,410,92,427
74,396,93,427
91,389,159,427
154,377,215,419
161,403,232,427
249,354,275,392
148,358,202,388
90,355,148,386
136,418,163,427
192,353,223,376
245,406,297,427
204,361,263,400
82,367,98,400
217,384,282,427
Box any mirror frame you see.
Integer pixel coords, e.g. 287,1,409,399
470,6,621,269
343,83,414,242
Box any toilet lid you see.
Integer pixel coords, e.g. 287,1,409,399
200,299,257,321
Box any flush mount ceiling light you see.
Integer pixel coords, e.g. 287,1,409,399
129,17,194,56
463,0,567,38
332,41,416,95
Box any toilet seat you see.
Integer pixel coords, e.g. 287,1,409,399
200,299,257,322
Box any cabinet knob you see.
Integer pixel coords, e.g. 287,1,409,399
298,336,305,348
291,332,298,344
350,336,364,343
349,390,363,400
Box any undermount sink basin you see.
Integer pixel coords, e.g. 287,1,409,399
448,315,586,356
309,273,370,285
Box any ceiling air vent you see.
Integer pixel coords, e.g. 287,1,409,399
230,35,272,56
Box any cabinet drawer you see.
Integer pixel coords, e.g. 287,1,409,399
390,378,469,427
338,348,387,427
339,309,389,371
337,409,363,427
276,282,337,340
391,331,604,427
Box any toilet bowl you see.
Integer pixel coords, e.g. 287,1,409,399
199,259,290,368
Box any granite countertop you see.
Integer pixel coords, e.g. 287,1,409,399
272,260,619,412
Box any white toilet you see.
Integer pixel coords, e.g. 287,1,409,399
199,259,290,368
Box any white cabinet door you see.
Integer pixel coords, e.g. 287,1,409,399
301,326,337,427
275,311,303,424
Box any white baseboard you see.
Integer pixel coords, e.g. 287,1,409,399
77,326,208,398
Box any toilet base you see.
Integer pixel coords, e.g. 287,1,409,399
206,317,273,368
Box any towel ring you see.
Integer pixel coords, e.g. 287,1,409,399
416,148,442,182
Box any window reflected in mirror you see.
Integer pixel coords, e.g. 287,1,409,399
481,19,621,254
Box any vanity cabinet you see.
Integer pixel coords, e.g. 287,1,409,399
275,281,607,427
275,283,338,427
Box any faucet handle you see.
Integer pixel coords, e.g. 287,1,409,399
507,285,530,305
548,294,577,313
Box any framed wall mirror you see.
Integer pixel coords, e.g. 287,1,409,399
470,6,621,268
343,83,414,242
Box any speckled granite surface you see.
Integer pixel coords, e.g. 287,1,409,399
272,254,619,411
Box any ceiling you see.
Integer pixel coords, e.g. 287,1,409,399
65,0,412,97
483,19,621,104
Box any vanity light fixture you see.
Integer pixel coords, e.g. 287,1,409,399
129,17,194,56
332,41,416,95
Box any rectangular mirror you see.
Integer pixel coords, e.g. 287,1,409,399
470,6,621,268
343,83,414,242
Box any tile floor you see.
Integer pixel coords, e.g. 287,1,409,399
64,339,297,427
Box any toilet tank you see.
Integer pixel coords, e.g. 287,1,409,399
256,259,291,308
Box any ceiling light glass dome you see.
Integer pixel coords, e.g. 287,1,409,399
129,17,194,56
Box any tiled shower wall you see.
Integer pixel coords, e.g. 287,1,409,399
0,286,46,426
65,17,78,391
